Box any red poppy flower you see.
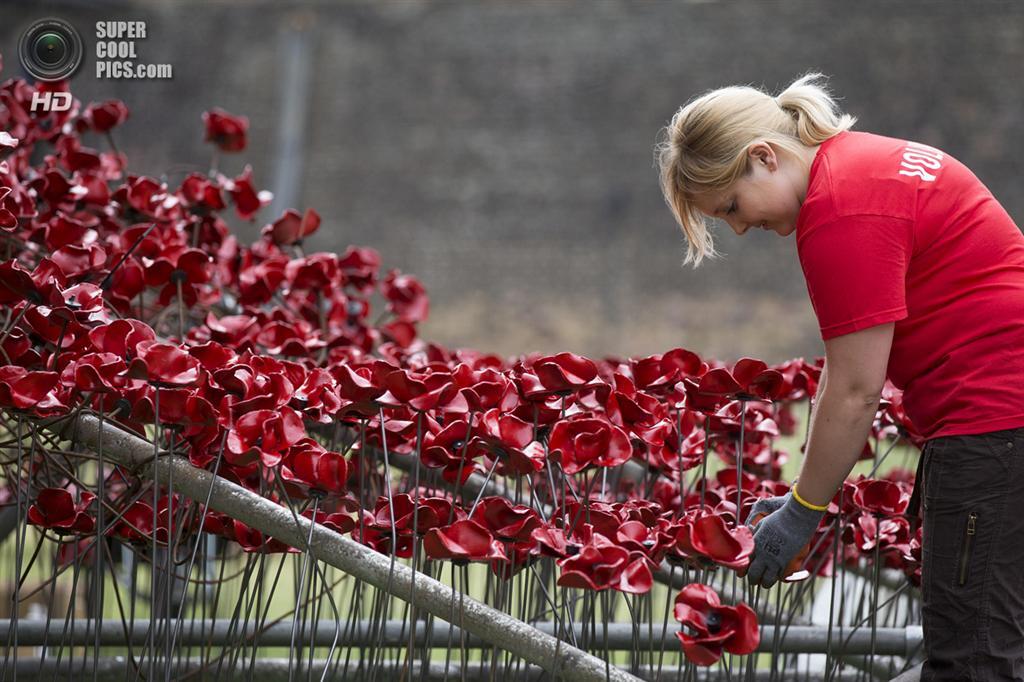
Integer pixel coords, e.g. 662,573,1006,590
89,319,156,358
0,366,63,413
844,512,911,555
118,175,167,218
852,478,910,516
61,352,127,393
112,500,154,542
333,364,385,418
630,348,705,393
337,246,381,295
557,533,651,594
353,511,414,557
378,368,457,413
130,340,201,386
177,173,226,212
423,519,507,564
531,525,570,558
673,512,754,571
306,509,356,536
27,488,95,534
476,409,545,476
613,517,667,556
516,352,601,400
279,439,349,497
143,247,211,306
548,415,632,475
78,99,129,133
451,365,520,413
226,407,306,468
674,583,759,666
469,497,542,543
219,165,272,220
111,496,187,545
420,419,485,484
264,208,321,246
382,269,429,323
372,493,464,535
203,107,249,153
238,253,287,304
233,520,297,553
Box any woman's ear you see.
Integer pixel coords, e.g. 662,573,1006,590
747,142,779,171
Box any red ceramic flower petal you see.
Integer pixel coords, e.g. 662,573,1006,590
696,368,743,396
723,602,760,655
556,535,630,591
382,269,429,323
80,99,129,132
203,107,249,153
852,478,909,516
677,634,725,667
688,515,754,570
423,519,507,563
27,488,76,528
533,352,599,393
134,341,201,385
618,557,654,594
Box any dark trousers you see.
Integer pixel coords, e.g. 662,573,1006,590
921,426,1024,680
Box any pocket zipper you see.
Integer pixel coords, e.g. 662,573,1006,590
958,511,977,586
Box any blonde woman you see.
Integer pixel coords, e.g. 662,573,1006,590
656,74,1024,680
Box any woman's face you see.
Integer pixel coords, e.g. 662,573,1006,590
692,142,812,239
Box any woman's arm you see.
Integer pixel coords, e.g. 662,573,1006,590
795,322,895,506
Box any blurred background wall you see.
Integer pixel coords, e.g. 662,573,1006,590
2,0,1022,364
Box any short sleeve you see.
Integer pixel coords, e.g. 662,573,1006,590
797,214,912,341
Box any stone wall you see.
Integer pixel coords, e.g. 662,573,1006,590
2,0,1022,364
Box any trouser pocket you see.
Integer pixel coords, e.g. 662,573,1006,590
957,510,977,587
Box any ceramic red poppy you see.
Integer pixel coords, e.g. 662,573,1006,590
674,583,759,665
548,414,632,475
423,519,507,564
78,99,129,133
263,208,320,246
202,107,249,153
27,488,95,534
852,477,910,516
673,512,754,571
382,269,429,323
226,406,306,467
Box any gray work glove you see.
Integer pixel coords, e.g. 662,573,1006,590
743,493,823,588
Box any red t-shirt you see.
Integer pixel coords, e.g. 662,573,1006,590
796,130,1024,440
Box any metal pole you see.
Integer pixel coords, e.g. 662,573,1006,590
6,658,870,682
0,618,924,657
49,413,640,682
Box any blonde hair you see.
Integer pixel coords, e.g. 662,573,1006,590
654,73,857,268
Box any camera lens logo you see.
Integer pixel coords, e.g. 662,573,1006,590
18,18,84,83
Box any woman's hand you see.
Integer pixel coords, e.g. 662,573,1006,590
743,494,824,588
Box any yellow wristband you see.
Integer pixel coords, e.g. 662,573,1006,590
791,484,829,512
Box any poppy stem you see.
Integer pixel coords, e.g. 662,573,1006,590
0,303,29,349
467,457,501,518
99,222,156,292
176,279,186,341
737,399,748,518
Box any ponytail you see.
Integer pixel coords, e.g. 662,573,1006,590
775,73,857,146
